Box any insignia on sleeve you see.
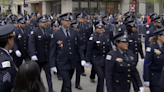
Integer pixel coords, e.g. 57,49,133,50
106,55,112,60
2,61,11,68
3,72,11,82
89,37,93,40
31,31,34,34
146,47,151,52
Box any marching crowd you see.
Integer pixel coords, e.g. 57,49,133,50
0,11,164,92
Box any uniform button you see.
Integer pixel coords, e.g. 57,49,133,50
103,46,105,48
135,41,137,43
46,42,47,43
83,33,85,35
157,56,159,58
128,69,131,72
127,80,130,82
135,44,137,46
128,75,130,77
120,64,123,66
127,64,130,66
46,46,47,47
24,47,26,49
103,54,105,57
84,40,85,42
94,55,96,57
1,52,3,54
103,42,105,44
152,73,154,75
69,43,71,45
136,52,138,54
69,47,71,50
45,50,47,51
24,44,26,45
84,37,85,38
135,48,138,50
116,80,119,82
70,52,72,54
103,51,105,53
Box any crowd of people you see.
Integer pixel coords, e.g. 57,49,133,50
0,11,164,92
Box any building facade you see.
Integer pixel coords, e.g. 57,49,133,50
11,0,164,16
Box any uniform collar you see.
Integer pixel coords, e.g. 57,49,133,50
0,48,10,56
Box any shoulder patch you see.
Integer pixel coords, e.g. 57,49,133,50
31,31,34,34
146,47,151,52
106,55,112,60
89,37,93,40
2,61,11,68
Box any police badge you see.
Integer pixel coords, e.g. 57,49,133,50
57,40,63,49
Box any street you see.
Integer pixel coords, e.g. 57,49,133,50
41,58,150,92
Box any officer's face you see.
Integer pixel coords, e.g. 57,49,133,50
26,20,30,24
32,16,36,20
53,16,57,20
158,35,164,43
8,37,14,49
84,18,88,22
20,23,26,29
61,20,71,29
103,20,109,25
117,41,129,51
53,26,60,31
39,22,47,29
156,22,163,28
96,28,104,34
78,18,84,22
14,23,18,28
132,27,137,33
47,21,52,25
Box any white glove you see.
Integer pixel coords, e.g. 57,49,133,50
144,81,150,87
81,60,86,66
139,87,145,92
15,50,22,57
31,55,38,61
51,67,57,73
84,62,90,68
9,50,13,53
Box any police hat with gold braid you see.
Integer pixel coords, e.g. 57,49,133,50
0,24,15,40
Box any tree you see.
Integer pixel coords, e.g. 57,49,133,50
0,0,13,14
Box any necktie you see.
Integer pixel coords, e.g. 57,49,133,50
123,52,129,61
66,30,70,38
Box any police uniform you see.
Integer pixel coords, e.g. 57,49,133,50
145,16,162,49
0,24,17,92
77,13,88,75
86,21,112,92
105,32,143,92
144,27,164,92
13,18,31,67
28,16,53,92
50,13,84,92
127,21,144,65
30,13,38,28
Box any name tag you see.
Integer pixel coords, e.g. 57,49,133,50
2,61,11,68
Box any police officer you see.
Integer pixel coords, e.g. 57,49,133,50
145,15,163,49
31,13,38,28
86,21,112,92
47,17,53,31
145,13,156,30
102,15,115,43
51,20,62,81
13,18,31,67
50,12,86,92
0,24,17,92
105,32,144,92
77,13,88,76
28,15,54,92
71,21,83,90
25,15,35,31
144,27,164,92
83,15,93,39
126,21,144,65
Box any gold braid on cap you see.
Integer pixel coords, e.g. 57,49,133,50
0,32,15,40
